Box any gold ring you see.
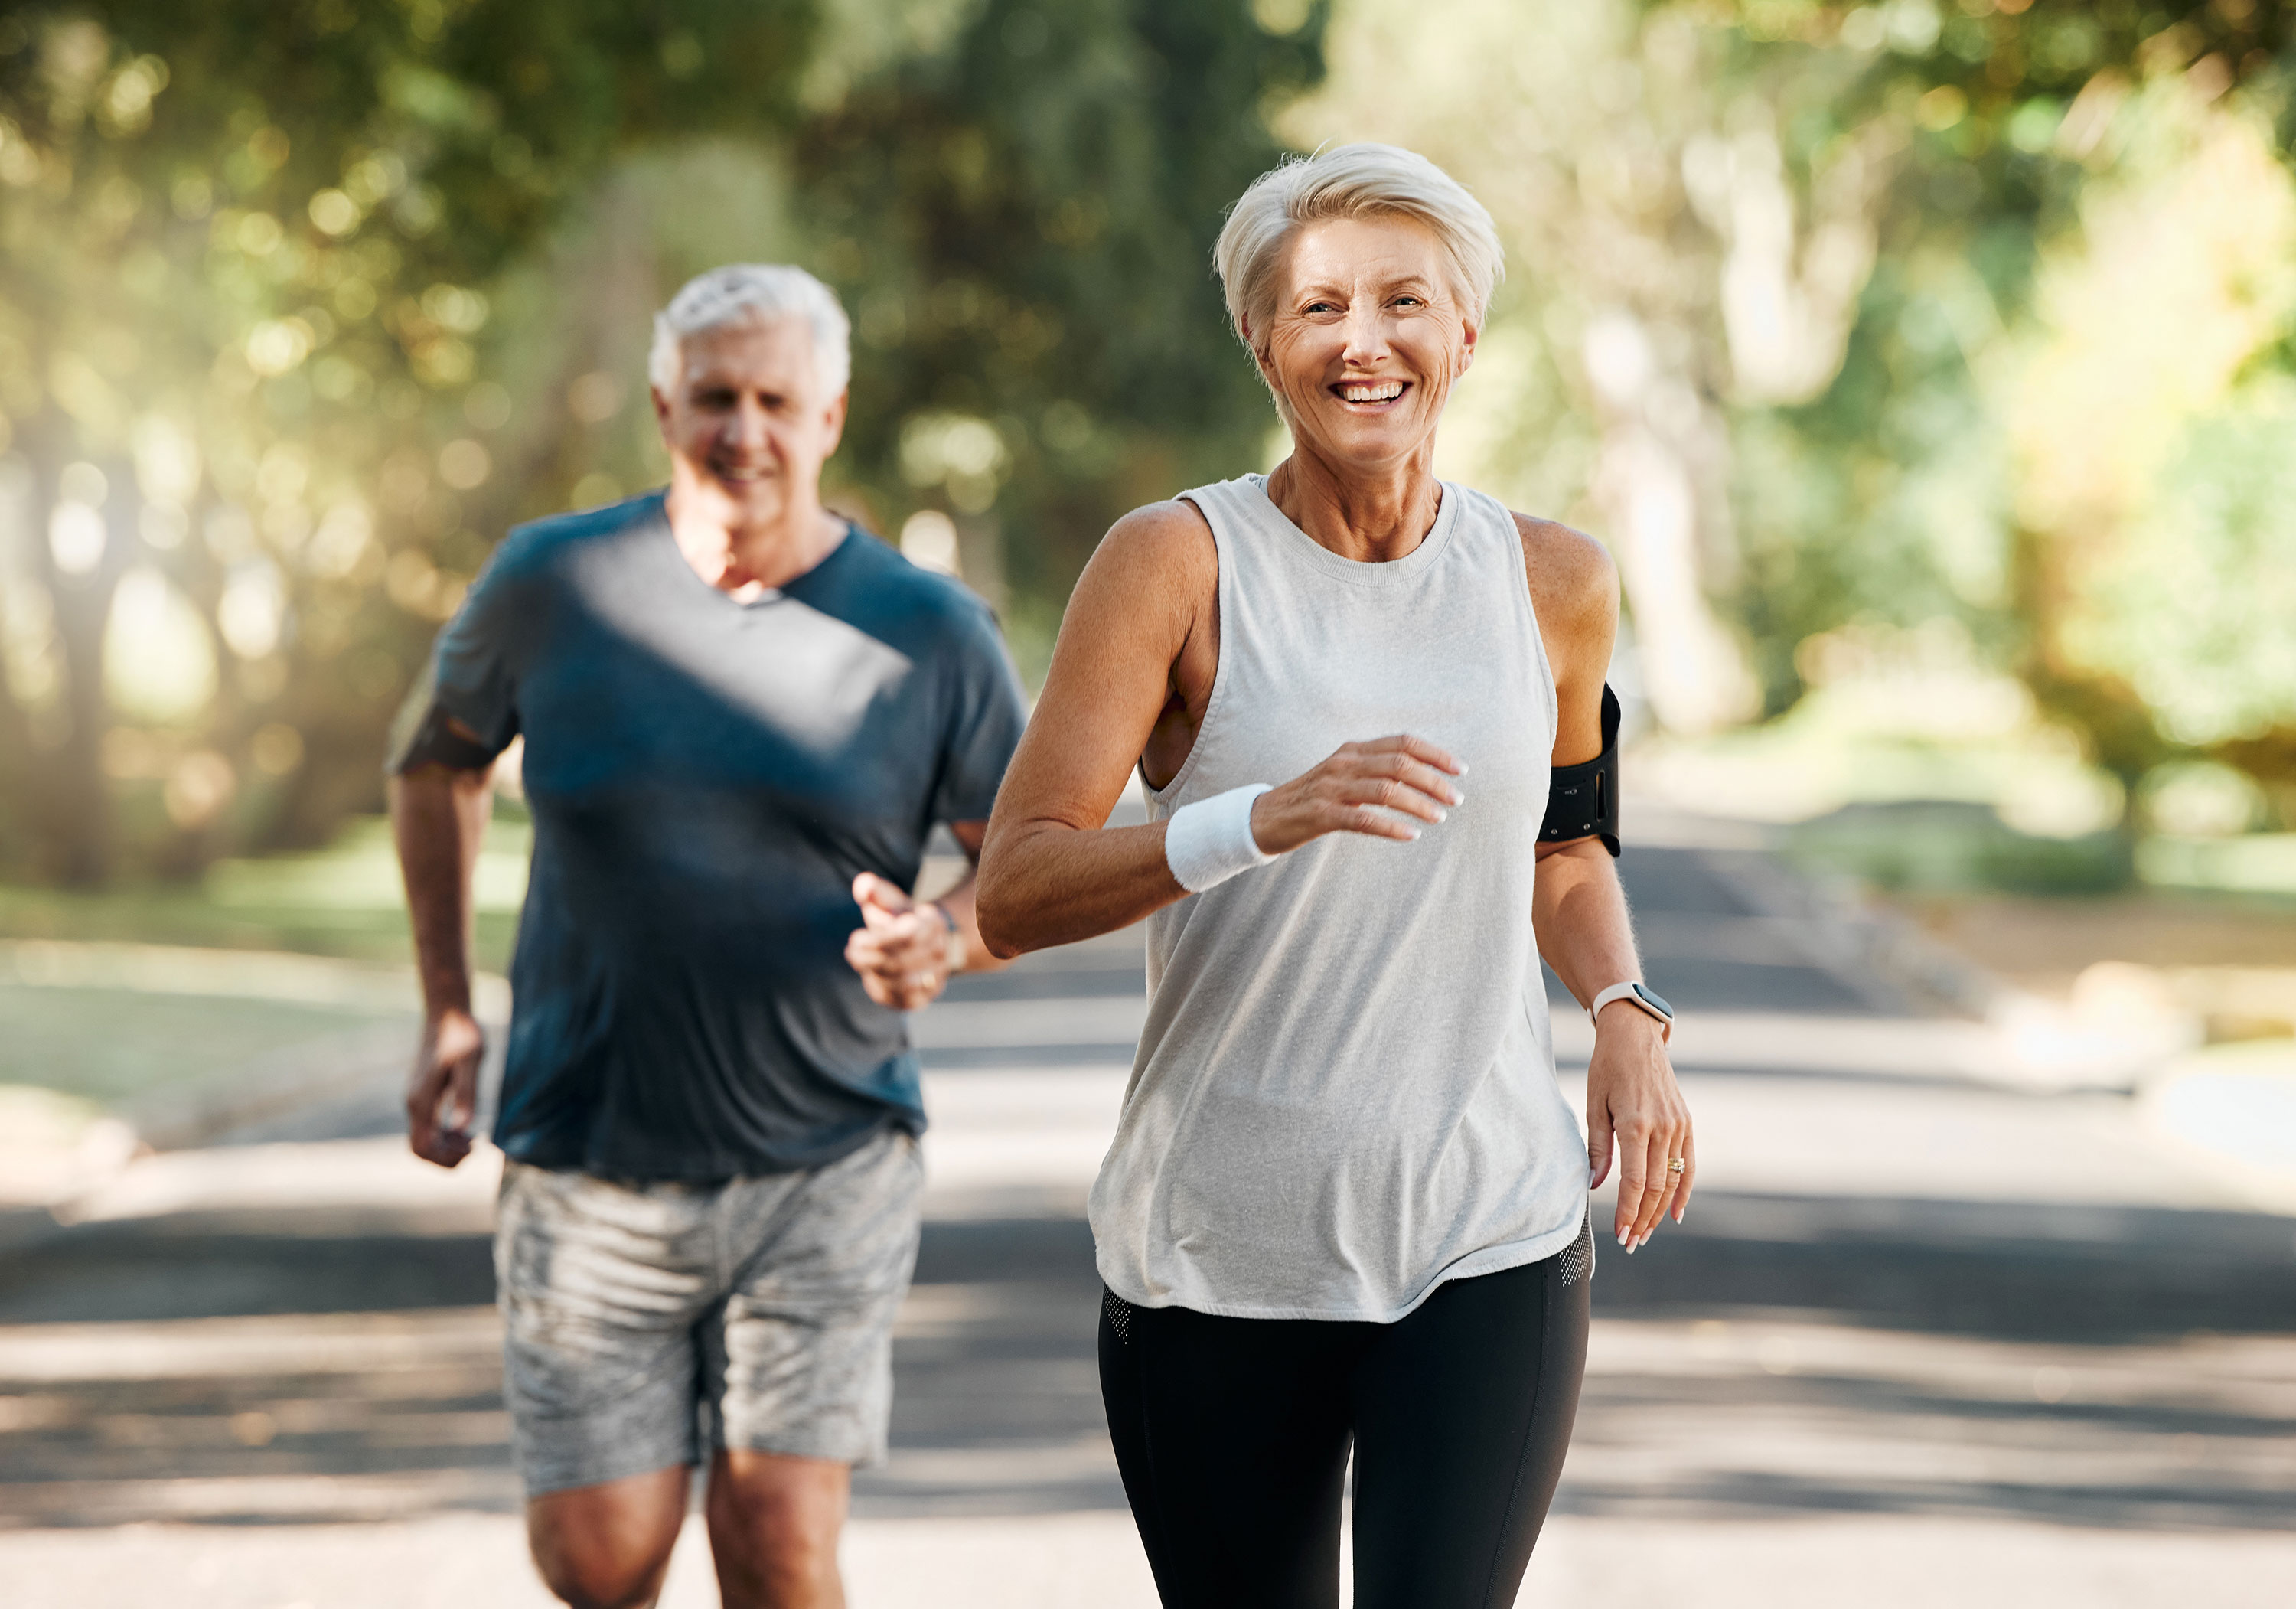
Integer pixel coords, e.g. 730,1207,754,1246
1666,1158,1686,1173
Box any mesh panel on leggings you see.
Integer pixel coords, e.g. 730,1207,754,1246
1102,1287,1133,1344
1557,1210,1596,1288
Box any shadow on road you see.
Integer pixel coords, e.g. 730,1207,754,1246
5,1186,2290,1530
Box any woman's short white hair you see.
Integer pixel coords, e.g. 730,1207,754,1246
1213,143,1505,358
648,264,853,397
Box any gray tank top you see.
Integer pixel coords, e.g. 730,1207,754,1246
1088,473,1588,1321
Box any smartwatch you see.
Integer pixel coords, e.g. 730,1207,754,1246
1589,980,1672,1039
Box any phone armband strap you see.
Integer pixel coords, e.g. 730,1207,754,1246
1538,684,1620,857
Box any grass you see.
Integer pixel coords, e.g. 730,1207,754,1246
0,814,530,971
0,984,409,1108
1639,669,2296,902
0,813,527,1115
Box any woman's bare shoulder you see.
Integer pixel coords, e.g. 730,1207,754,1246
1099,498,1215,568
1073,498,1218,612
1509,511,1617,635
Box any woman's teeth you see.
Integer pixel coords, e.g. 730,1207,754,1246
1337,382,1404,403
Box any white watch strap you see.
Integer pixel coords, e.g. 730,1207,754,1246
1590,981,1665,1032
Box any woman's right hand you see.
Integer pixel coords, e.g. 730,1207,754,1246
1249,735,1466,854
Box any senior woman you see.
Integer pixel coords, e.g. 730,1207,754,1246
975,144,1693,1607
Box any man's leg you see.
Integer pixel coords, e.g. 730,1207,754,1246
497,1162,716,1608
527,1466,691,1609
704,1448,851,1609
701,1131,925,1609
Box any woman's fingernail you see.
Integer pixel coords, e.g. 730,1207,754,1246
1450,791,1466,806
1433,809,1448,823
1616,1229,1629,1247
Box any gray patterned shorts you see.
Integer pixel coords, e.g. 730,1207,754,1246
494,1127,923,1496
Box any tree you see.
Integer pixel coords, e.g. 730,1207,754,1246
792,0,1325,662
0,0,816,883
0,0,1329,886
1701,0,2296,808
1285,0,1874,736
1295,0,2296,826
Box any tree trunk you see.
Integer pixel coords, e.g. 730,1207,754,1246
15,411,133,886
1582,315,1758,736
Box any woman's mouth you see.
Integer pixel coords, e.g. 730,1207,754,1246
1331,380,1408,408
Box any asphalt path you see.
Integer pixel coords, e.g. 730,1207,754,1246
1,813,2291,1606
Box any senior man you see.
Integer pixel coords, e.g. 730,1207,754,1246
389,263,1026,1609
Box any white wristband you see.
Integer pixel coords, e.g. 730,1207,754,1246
1163,784,1276,893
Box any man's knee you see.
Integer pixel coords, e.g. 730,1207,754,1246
528,1468,690,1609
706,1451,849,1601
533,1551,673,1609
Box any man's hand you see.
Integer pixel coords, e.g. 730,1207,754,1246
846,873,960,1011
408,1005,485,1169
1583,1007,1694,1252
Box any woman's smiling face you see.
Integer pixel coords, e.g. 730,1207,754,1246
1254,214,1477,474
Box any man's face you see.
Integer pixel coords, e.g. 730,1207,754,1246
652,315,847,529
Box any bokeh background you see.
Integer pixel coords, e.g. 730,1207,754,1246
5,2,2296,904
2,2,2293,1605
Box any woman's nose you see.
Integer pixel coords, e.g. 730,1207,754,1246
1339,306,1390,366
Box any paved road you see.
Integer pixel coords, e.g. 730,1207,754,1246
2,811,2291,1606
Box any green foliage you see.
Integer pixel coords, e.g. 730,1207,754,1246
1786,799,2134,896
2082,395,2296,749
0,1,819,882
1694,0,2296,794
795,0,1324,654
0,0,1329,883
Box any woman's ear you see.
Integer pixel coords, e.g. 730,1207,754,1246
1245,318,1284,393
1458,312,1480,377
1241,314,1272,375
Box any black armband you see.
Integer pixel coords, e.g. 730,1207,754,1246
388,697,504,775
1539,683,1620,857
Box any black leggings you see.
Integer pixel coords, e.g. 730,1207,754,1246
1099,1216,1593,1609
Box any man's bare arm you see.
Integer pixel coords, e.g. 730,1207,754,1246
390,754,494,1168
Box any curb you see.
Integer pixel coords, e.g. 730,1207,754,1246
123,1019,421,1152
1,1008,507,1261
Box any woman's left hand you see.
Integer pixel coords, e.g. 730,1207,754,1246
1584,1007,1694,1251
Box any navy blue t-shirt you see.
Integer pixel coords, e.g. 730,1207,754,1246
426,492,1027,1180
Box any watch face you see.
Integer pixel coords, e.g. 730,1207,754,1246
1630,982,1675,1021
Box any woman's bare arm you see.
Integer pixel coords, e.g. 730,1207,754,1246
977,501,1466,958
976,504,1213,957
1525,515,1638,1005
1518,514,1694,1250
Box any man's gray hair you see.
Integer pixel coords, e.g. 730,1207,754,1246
647,264,853,397
1213,144,1505,360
